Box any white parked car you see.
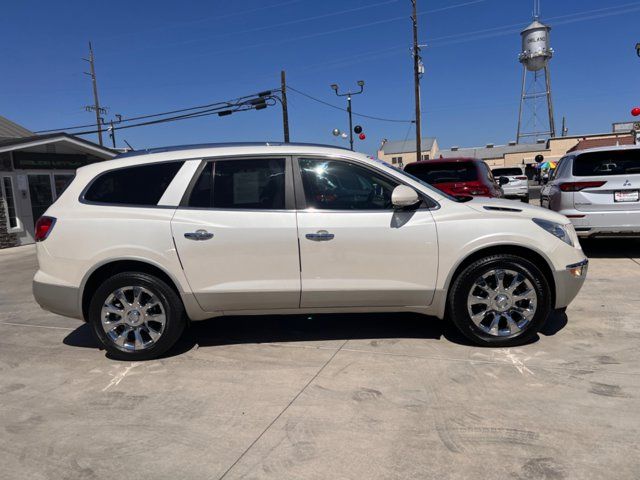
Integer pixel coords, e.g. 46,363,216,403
33,143,588,359
541,145,640,237
492,166,530,202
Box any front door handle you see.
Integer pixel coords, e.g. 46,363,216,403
184,229,214,241
305,230,335,241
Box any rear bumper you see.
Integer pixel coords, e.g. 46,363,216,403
33,278,82,320
559,209,640,238
502,186,529,198
553,259,588,309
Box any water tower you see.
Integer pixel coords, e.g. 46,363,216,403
516,0,556,143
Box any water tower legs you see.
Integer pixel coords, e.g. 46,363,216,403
516,64,556,144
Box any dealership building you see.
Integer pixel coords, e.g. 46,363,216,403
378,124,639,175
0,116,116,248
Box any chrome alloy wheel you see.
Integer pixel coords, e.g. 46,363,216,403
101,286,166,351
466,269,537,337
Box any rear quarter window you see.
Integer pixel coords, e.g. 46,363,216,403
84,161,183,205
573,150,640,177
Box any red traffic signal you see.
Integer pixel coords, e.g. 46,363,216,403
632,107,640,117
358,133,366,140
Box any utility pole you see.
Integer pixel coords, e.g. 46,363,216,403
83,42,106,146
280,70,290,143
411,0,423,162
330,81,365,151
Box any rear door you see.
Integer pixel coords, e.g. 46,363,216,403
171,157,301,312
572,149,640,212
294,156,438,308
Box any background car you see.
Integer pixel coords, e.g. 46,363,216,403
404,157,505,199
492,166,530,202
541,145,640,238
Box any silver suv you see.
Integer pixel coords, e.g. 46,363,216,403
492,167,530,202
541,145,640,238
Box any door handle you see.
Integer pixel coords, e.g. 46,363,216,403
184,229,214,241
305,230,335,241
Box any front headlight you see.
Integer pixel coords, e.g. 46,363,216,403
532,218,574,247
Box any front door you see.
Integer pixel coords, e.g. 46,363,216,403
295,157,438,308
171,157,301,313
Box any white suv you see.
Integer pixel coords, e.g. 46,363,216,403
33,143,588,359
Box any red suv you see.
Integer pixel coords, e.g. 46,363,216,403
404,157,504,198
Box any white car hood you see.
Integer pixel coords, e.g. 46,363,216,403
466,197,569,224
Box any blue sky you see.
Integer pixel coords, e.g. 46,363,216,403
1,0,639,155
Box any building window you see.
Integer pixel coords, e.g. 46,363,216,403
2,177,18,229
391,156,403,165
422,154,430,161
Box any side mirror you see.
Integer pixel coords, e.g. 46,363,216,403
392,185,420,208
498,176,509,186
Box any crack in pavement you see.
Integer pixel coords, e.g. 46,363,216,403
217,339,349,480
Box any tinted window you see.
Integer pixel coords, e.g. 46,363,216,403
299,158,398,210
573,150,640,177
404,162,478,184
492,168,522,176
188,158,286,209
85,162,183,205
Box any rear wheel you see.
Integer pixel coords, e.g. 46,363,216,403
448,254,551,347
89,272,186,360
521,195,530,203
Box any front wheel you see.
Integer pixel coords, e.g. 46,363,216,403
89,272,186,360
447,254,552,347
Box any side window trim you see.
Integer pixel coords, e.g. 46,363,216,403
178,155,295,211
293,155,437,211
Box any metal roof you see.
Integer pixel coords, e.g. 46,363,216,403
380,138,436,155
116,142,351,158
0,133,116,158
438,143,548,161
0,115,33,139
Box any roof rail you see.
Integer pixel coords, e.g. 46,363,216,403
115,142,352,158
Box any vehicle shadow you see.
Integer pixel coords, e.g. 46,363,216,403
63,309,570,361
581,238,640,259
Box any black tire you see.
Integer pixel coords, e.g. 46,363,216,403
89,272,186,360
521,196,529,203
447,254,551,347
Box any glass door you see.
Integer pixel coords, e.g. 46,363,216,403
28,174,54,221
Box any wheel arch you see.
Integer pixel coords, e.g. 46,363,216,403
80,259,185,322
444,244,556,308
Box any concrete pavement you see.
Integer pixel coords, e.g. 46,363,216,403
1,242,639,479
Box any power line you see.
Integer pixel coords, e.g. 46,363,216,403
35,90,279,133
288,86,413,124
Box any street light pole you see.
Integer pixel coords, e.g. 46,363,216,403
331,81,365,151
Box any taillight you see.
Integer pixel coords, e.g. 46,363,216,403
35,216,56,242
516,176,528,180
559,181,607,192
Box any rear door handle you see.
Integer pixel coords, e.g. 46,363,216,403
305,230,335,241
184,229,214,241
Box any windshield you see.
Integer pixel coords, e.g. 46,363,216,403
492,167,522,176
404,163,478,184
573,150,640,177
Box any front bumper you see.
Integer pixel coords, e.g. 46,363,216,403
553,259,588,309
